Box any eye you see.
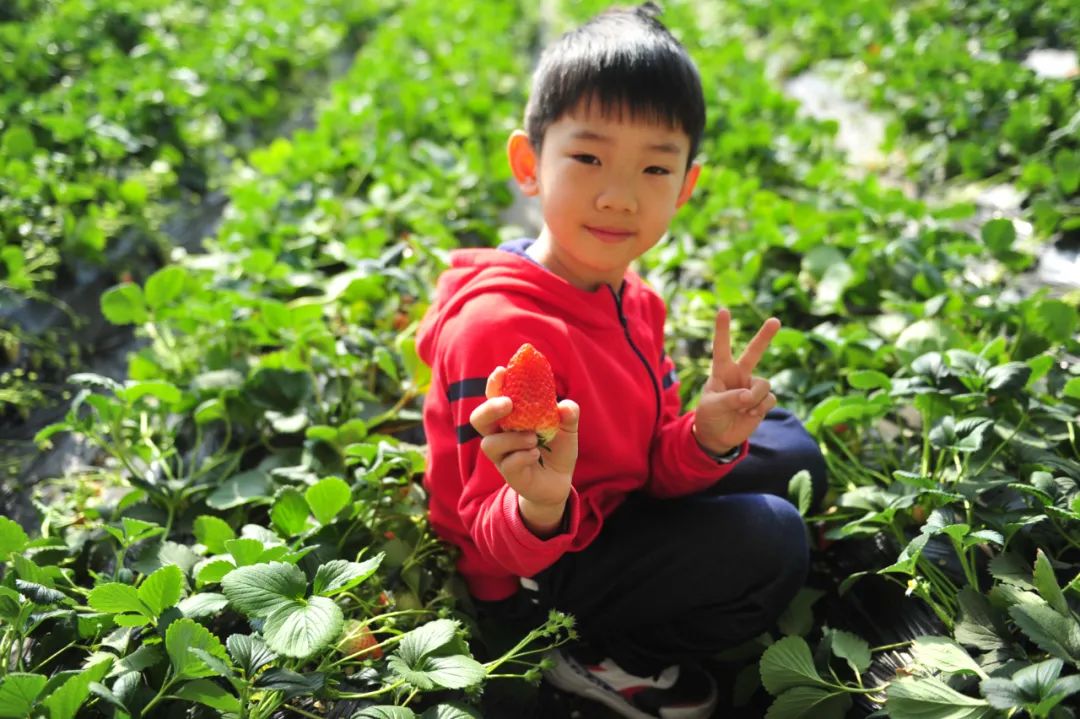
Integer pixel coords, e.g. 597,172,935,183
645,166,672,176
571,153,600,165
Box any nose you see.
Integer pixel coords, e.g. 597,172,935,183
595,179,637,214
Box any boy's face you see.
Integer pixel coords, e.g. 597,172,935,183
509,101,700,291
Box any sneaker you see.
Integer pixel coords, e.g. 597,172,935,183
543,648,718,719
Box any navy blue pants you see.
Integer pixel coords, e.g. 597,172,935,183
476,408,827,676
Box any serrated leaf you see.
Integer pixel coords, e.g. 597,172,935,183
165,618,229,680
356,707,417,719
425,655,487,689
0,516,29,557
263,596,344,659
388,655,436,690
1033,550,1069,616
979,678,1024,710
177,593,229,619
108,646,162,677
137,565,183,616
765,686,851,719
306,477,352,525
313,554,384,597
193,516,236,555
1010,603,1080,662
226,538,269,567
206,470,272,510
421,704,482,719
16,580,66,605
911,636,987,679
254,668,324,697
222,562,306,618
777,587,824,637
955,589,1008,652
271,489,311,536
196,559,236,586
827,629,871,676
227,634,277,677
787,470,813,517
988,552,1035,590
397,619,459,666
0,673,47,717
88,584,149,617
44,660,110,719
1012,658,1063,701
760,636,829,695
886,676,993,718
174,679,241,712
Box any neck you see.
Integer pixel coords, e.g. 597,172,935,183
527,227,623,292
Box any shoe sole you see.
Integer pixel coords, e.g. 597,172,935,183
543,653,718,719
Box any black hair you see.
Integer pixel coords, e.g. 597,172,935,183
524,2,705,168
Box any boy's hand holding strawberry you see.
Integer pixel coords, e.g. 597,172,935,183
469,344,579,538
692,309,780,455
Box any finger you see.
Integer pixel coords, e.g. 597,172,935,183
480,430,537,464
758,393,777,416
485,366,506,399
737,317,781,373
557,399,580,433
704,387,752,413
738,377,772,415
470,396,513,437
500,447,542,477
711,309,733,379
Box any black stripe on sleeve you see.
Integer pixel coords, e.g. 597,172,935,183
447,377,487,403
457,423,481,444
662,368,677,390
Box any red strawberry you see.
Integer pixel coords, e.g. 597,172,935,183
499,343,560,446
337,620,383,660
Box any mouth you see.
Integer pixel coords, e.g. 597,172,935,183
585,225,635,243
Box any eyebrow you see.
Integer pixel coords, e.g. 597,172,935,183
570,129,684,156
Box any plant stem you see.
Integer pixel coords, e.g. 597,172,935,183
870,640,913,653
282,704,324,719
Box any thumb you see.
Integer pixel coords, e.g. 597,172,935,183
557,399,580,434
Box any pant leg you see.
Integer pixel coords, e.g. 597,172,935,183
532,490,809,676
708,408,828,512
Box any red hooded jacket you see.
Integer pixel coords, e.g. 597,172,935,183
416,242,748,600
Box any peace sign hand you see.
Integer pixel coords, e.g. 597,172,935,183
692,309,781,455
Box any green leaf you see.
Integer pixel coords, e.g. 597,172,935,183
0,516,29,557
981,218,1016,253
911,636,987,679
227,634,277,677
88,583,149,617
305,477,352,525
979,678,1024,710
827,629,871,677
263,596,344,659
193,516,236,554
226,538,268,567
984,362,1031,394
1033,549,1069,616
955,589,1009,652
207,470,272,510
165,618,230,680
760,636,830,695
177,592,229,619
421,705,482,719
0,674,47,717
765,686,852,719
1064,377,1080,400
886,676,993,718
109,646,163,676
848,370,892,391
777,587,824,637
101,284,148,325
196,559,236,586
174,679,241,713
1013,658,1064,702
388,655,436,690
144,266,187,309
423,655,486,689
787,470,813,517
397,619,459,666
1009,603,1080,662
271,489,311,536
118,380,182,405
313,554,384,597
137,564,184,616
222,562,307,618
356,708,417,719
44,660,110,719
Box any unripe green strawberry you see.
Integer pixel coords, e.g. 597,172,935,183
499,343,560,445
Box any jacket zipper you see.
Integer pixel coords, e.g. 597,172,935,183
608,284,661,427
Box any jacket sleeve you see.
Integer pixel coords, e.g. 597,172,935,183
644,298,749,498
437,306,584,578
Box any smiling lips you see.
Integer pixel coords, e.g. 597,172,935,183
585,225,635,243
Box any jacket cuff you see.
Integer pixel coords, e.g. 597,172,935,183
502,485,580,557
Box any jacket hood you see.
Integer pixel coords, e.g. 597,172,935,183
417,246,635,364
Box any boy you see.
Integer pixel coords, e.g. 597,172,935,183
416,3,827,717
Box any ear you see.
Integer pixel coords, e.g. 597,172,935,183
507,130,540,196
675,162,701,208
